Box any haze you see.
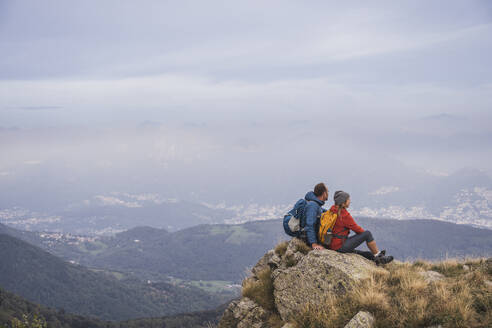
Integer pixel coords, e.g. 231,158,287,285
1,1,491,212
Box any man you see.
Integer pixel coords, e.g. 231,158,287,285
304,183,328,250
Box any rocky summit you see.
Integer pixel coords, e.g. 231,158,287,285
218,238,385,328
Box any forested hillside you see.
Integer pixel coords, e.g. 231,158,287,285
0,233,232,320
0,287,225,328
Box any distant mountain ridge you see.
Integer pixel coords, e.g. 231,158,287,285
3,216,492,284
2,167,492,234
0,199,234,235
351,167,492,229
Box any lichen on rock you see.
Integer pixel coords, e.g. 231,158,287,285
273,246,383,321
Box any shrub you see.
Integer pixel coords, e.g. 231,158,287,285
241,268,275,311
294,241,311,255
274,241,288,257
10,314,47,328
267,313,284,328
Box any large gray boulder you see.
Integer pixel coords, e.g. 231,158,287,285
273,248,383,321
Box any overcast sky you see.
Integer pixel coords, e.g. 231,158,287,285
1,0,492,201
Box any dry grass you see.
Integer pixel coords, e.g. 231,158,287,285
430,260,467,277
412,258,488,277
241,267,276,312
292,258,492,328
274,241,289,257
267,313,284,328
294,240,312,255
285,253,298,267
241,267,284,326
293,295,358,328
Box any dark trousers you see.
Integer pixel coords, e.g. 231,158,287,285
337,230,375,261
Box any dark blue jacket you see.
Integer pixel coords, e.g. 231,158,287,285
304,191,325,245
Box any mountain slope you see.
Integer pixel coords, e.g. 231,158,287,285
0,233,232,320
0,287,226,328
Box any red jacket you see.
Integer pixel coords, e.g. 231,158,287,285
328,205,364,251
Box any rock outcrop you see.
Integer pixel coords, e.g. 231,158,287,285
218,298,269,328
418,270,445,283
343,311,375,328
273,248,381,321
484,258,492,274
218,238,385,327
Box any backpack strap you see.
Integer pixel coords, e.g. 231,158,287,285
299,199,312,226
332,227,349,239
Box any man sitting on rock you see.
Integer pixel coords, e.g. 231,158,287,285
304,183,329,251
328,190,394,265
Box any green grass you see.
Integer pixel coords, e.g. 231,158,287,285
209,226,231,235
89,268,125,280
209,225,261,245
76,240,108,255
168,278,239,294
187,280,239,293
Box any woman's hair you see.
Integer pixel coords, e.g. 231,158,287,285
334,190,350,206
337,196,350,218
337,203,344,218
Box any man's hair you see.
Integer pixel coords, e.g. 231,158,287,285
314,183,328,197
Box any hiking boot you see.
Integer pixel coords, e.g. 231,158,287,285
373,250,385,261
375,255,394,265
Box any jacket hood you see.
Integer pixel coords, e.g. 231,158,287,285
304,191,324,206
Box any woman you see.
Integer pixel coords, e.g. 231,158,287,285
328,190,393,265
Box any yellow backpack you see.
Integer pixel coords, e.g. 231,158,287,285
318,211,338,247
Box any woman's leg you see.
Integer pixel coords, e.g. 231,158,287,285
367,240,379,254
353,249,375,261
338,231,393,264
338,230,379,254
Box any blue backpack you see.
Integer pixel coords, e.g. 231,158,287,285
283,199,308,237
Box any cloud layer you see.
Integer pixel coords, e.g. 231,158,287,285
0,1,491,203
